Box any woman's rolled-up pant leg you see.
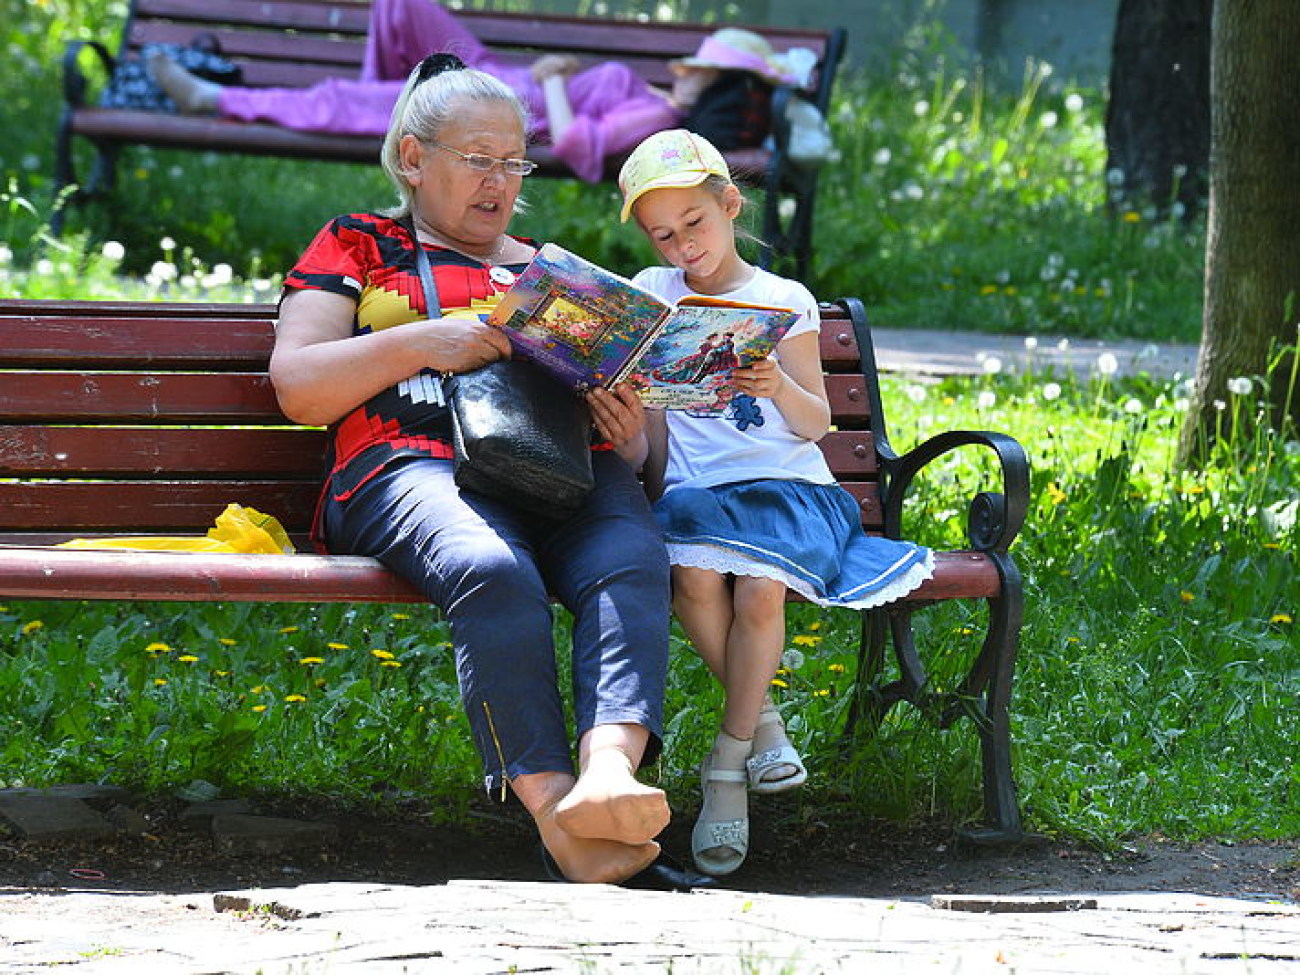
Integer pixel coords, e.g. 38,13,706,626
541,451,672,767
323,457,575,795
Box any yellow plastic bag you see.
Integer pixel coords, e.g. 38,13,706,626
57,504,295,555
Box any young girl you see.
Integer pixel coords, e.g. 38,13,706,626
617,130,935,877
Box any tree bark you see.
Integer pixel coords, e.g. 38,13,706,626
1104,0,1212,219
1178,0,1300,464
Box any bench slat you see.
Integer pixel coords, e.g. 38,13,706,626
0,481,321,533
134,0,372,36
0,426,323,476
0,374,281,421
0,546,997,603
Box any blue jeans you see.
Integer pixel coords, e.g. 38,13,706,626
322,451,670,796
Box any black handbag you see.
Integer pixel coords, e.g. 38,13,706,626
407,221,595,519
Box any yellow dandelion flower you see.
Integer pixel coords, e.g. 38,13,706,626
145,641,170,654
284,693,307,703
770,678,789,688
1263,543,1280,550
21,620,44,635
1270,613,1292,625
154,678,167,687
792,634,821,647
214,670,230,677
299,656,324,665
1066,637,1080,644
1179,591,1195,603
279,626,300,634
177,654,199,663
1003,286,1017,296
814,689,831,697
218,638,237,646
252,704,267,713
828,663,846,674
371,649,395,660
1046,482,1067,505
315,678,328,688
1122,211,1140,223
391,613,411,621
327,642,349,650
380,660,403,668
250,684,267,694
979,284,998,296
957,627,974,636
809,621,821,631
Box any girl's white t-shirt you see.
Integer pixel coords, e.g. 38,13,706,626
630,265,836,493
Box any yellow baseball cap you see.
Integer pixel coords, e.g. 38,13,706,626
618,129,732,223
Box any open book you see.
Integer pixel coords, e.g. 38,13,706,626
486,244,800,415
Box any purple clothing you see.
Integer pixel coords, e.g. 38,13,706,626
218,0,682,181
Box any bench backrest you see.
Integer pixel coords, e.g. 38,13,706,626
0,299,882,549
118,0,843,106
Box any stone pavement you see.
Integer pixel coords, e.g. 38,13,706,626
2,878,1298,973
869,326,1199,380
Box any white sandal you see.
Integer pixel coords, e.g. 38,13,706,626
691,752,750,876
746,707,808,795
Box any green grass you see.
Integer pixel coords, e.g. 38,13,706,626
2,0,1294,849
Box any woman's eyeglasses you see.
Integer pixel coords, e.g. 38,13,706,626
431,142,537,177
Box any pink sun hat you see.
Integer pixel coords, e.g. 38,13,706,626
670,28,799,87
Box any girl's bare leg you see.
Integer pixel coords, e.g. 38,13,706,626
670,565,734,682
721,575,788,740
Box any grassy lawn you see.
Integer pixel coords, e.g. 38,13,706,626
2,1,1295,848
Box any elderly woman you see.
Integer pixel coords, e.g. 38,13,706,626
269,54,704,889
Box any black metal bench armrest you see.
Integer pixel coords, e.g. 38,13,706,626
878,430,1030,553
63,39,115,109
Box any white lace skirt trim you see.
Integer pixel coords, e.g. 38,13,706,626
666,542,936,610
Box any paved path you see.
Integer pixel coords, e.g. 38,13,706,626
869,327,1199,380
2,879,1297,973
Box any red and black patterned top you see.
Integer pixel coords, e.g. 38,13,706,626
282,212,532,535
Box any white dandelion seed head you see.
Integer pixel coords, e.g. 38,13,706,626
782,648,806,670
1097,352,1119,376
873,147,892,166
1042,382,1062,401
101,240,125,261
983,356,1004,375
1226,376,1252,396
977,390,997,410
1123,397,1143,414
1024,336,1039,351
1065,93,1084,112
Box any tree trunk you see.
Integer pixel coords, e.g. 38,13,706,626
1104,0,1212,219
1178,0,1300,464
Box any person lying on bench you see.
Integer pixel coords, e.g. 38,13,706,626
147,0,801,182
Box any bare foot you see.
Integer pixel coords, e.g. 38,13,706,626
146,50,222,115
534,797,659,884
553,747,671,845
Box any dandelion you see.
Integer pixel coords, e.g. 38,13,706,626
391,613,411,621
1065,92,1084,112
1057,338,1070,352
809,621,821,631
770,677,789,689
160,236,176,251
1226,376,1252,396
905,383,927,404
791,634,821,648
154,678,168,687
380,660,402,668
371,649,395,660
252,704,267,713
177,654,199,664
827,663,846,674
980,284,999,296
1123,397,1143,414
327,641,350,650
1039,111,1058,128
783,648,807,669
299,656,324,665
1042,382,1062,402
1046,482,1067,505
21,620,44,635
279,625,300,634
982,356,1003,375
977,390,997,410
145,641,170,654
913,99,929,116
1179,591,1195,603
1213,399,1226,412
101,240,125,261
1024,336,1038,351
1096,353,1119,376
1122,211,1141,223
814,689,831,697
872,147,892,166
1270,613,1292,625
218,638,237,646
284,693,307,703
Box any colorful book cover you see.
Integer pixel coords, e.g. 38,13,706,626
487,244,799,415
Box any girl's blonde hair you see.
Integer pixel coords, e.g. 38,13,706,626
379,58,529,218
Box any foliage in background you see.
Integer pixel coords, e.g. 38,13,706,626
3,0,1203,341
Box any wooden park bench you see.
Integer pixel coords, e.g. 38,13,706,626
54,0,847,276
0,297,1029,842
